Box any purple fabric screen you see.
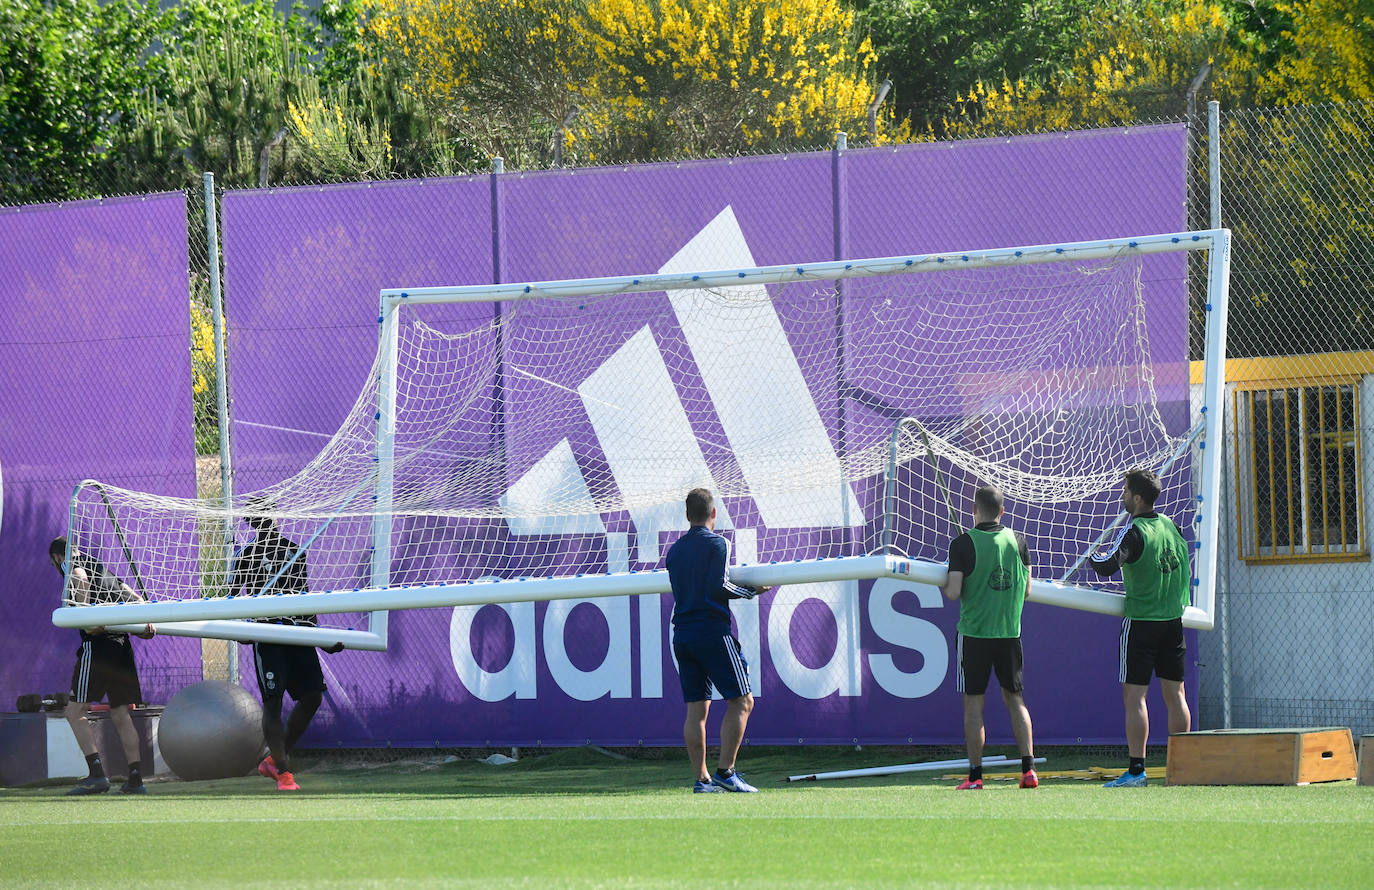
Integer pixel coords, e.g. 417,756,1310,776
221,178,496,492
0,194,199,708
221,126,1191,747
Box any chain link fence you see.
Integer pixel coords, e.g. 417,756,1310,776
1194,102,1374,737
7,100,1373,738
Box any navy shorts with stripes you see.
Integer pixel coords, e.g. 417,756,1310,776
673,634,751,702
71,635,142,708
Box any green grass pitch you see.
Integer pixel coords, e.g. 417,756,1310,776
2,747,1372,888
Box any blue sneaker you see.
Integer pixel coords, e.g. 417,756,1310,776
711,770,758,793
693,780,721,793
118,781,147,795
65,775,110,796
1103,770,1148,788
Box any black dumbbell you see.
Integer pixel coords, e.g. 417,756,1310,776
16,693,42,713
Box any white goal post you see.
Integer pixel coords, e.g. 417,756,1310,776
53,228,1230,636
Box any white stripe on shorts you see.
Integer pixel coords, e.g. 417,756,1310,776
1118,618,1132,684
955,633,966,694
723,635,750,697
75,641,91,702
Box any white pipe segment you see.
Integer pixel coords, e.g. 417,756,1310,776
54,554,1211,631
104,620,386,651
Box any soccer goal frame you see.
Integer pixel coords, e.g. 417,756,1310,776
53,228,1230,635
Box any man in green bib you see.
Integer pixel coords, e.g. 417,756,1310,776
941,485,1038,790
1090,468,1193,788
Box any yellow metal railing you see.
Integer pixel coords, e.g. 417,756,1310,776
1234,380,1366,563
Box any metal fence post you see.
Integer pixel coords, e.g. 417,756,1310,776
1208,101,1231,730
203,171,237,685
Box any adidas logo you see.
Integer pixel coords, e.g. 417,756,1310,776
500,204,859,563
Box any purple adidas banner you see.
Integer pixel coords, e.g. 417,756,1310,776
223,126,1192,748
0,194,199,708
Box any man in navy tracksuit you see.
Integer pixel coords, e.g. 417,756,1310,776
666,488,767,793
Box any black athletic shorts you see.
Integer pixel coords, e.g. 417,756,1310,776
71,635,142,708
253,641,326,701
956,634,1024,695
1119,617,1186,685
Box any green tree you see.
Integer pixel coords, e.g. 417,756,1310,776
0,0,166,203
937,0,1253,136
288,61,481,181
850,0,1090,136
136,0,320,187
1223,1,1374,355
135,0,466,185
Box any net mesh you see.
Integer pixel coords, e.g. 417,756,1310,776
66,242,1202,618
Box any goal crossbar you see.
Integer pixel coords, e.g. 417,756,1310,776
54,554,1213,630
381,230,1224,305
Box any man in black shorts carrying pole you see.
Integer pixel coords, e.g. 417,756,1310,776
941,486,1038,790
230,499,343,792
666,488,768,793
1090,468,1192,788
51,537,155,795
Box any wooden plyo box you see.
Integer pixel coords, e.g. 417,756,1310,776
1166,727,1356,786
1359,735,1373,787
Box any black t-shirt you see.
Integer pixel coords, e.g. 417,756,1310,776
67,553,130,643
230,531,316,626
947,521,1030,575
1089,511,1163,575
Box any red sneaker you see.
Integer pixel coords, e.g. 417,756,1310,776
258,756,280,780
956,778,983,790
1020,769,1039,789
276,771,300,791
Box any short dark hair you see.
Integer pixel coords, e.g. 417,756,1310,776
973,485,1003,519
1123,468,1162,505
49,537,67,560
685,488,714,524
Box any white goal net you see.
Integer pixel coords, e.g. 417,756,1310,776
54,230,1229,637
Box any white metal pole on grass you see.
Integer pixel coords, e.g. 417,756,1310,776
788,755,1045,782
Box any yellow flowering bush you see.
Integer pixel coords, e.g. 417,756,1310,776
579,0,893,155
190,297,216,398
366,0,591,164
287,71,398,180
1258,0,1374,105
189,287,222,454
364,0,897,163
